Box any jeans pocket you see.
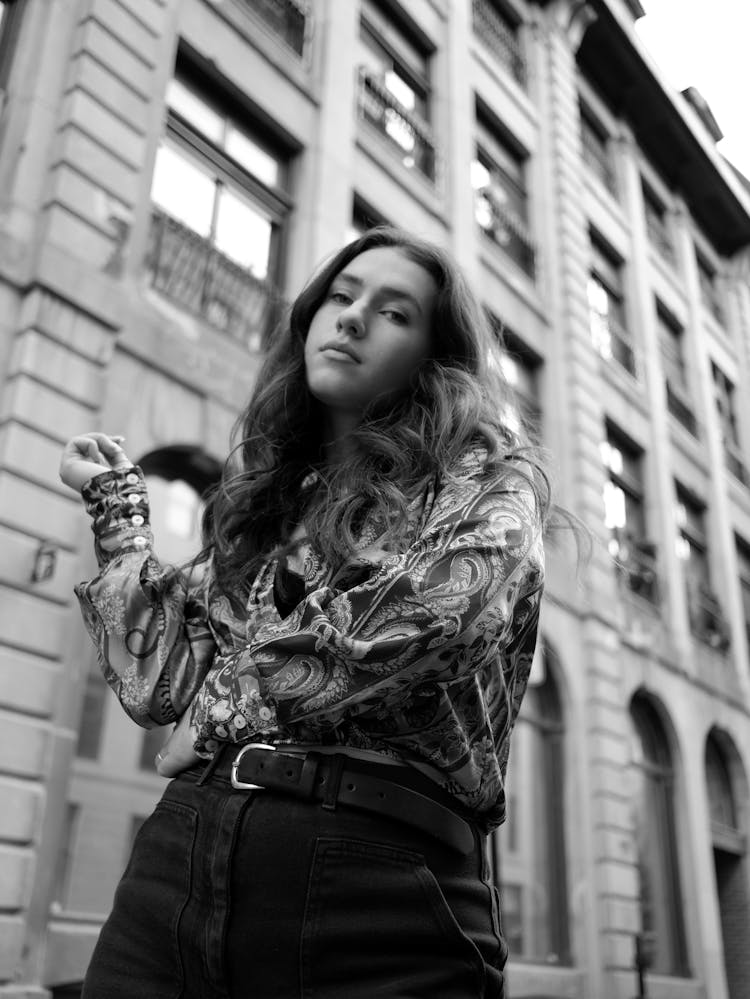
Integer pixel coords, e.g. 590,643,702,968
301,837,486,999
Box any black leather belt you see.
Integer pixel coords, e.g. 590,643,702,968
204,743,476,855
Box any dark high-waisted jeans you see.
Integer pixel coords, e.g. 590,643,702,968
82,755,508,998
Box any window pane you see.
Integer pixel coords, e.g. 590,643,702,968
76,658,108,760
225,124,280,187
167,78,224,143
215,188,272,276
151,144,216,237
146,476,205,565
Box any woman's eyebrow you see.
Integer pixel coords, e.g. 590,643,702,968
335,271,424,315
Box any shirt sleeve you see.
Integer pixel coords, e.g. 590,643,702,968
74,466,217,728
190,457,545,753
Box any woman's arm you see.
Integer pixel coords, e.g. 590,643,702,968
70,458,217,728
190,457,544,753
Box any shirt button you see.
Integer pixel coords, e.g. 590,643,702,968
131,514,145,527
127,493,141,505
132,536,147,548
233,714,247,729
126,473,139,485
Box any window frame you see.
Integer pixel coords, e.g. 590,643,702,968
588,233,636,376
473,107,535,277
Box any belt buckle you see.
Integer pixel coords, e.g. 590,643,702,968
231,742,276,790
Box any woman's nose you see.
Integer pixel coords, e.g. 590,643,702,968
336,303,366,338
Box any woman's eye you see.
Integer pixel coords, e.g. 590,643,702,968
383,310,408,324
329,291,351,305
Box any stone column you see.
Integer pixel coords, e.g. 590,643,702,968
536,3,642,994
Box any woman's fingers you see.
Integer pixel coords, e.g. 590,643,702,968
59,433,132,493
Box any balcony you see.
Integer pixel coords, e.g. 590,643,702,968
472,0,526,88
244,0,309,56
145,209,282,350
357,68,437,182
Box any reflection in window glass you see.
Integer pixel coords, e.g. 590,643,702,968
225,125,279,187
167,78,224,143
151,145,215,237
146,476,204,566
215,189,272,276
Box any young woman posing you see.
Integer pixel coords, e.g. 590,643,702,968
60,227,548,998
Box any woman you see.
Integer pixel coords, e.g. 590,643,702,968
61,227,548,998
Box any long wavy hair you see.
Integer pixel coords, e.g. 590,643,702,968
200,226,552,600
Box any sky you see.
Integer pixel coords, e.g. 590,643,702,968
634,0,750,179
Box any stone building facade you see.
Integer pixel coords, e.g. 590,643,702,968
1,0,750,997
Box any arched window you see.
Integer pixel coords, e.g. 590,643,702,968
629,694,688,976
492,642,570,964
705,731,750,999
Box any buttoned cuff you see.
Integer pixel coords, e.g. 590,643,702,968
81,465,154,564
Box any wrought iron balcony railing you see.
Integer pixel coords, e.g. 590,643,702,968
357,68,437,182
471,0,526,88
245,0,309,56
145,209,283,350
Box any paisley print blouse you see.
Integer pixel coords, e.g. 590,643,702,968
75,448,544,830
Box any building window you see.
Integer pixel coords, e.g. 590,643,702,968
601,426,658,602
712,362,747,486
471,0,526,87
675,484,729,650
579,103,617,197
643,183,675,266
696,251,724,325
736,535,750,652
76,657,108,761
588,234,636,376
490,321,542,442
347,194,389,242
243,0,310,56
472,108,535,277
657,303,697,437
357,0,436,181
0,0,20,89
629,695,689,977
146,67,292,350
492,646,570,964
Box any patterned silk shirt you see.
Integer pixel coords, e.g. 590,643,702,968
75,448,544,830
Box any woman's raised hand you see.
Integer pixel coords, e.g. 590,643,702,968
59,433,132,494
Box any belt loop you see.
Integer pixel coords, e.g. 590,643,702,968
197,744,225,786
321,753,346,811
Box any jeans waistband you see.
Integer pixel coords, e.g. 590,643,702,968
191,743,477,855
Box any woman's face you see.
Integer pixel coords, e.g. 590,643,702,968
304,246,438,431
